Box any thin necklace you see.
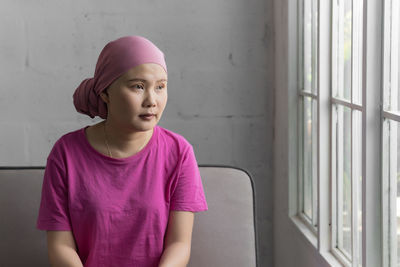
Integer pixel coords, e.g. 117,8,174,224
103,122,154,159
103,122,113,158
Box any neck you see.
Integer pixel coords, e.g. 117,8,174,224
102,120,154,154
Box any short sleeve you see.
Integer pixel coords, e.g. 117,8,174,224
170,145,208,212
36,157,72,231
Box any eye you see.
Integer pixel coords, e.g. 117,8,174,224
131,84,144,89
156,85,165,90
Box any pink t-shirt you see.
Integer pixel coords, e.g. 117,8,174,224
36,125,208,267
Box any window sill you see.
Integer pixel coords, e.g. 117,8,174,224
290,215,346,267
290,215,318,248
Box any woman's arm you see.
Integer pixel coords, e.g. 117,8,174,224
158,211,195,267
159,241,191,267
47,231,84,267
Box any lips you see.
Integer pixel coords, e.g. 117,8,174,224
139,113,155,116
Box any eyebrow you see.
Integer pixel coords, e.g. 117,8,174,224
127,78,167,83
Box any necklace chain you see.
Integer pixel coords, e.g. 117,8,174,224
103,122,113,158
102,121,154,159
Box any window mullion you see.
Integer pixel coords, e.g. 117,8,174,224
362,0,383,266
317,0,332,253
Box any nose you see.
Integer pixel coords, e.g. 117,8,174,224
143,88,157,107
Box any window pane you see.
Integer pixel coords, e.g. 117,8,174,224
301,95,318,228
303,96,314,221
343,0,352,101
383,119,400,266
312,95,318,227
383,0,400,114
311,0,318,96
392,0,399,115
393,119,399,267
304,0,312,92
352,0,363,106
332,1,363,264
333,104,352,260
299,0,318,231
383,0,400,265
383,118,390,267
354,109,362,267
333,0,352,101
383,119,400,267
303,0,318,94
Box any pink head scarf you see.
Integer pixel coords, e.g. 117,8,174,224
73,35,168,119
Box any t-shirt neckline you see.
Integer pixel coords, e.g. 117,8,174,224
80,124,158,163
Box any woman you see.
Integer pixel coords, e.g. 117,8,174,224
36,35,208,267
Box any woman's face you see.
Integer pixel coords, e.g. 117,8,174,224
102,63,168,131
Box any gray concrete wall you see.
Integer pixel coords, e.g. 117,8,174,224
0,0,274,266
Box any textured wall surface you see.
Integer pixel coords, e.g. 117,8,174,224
0,0,274,265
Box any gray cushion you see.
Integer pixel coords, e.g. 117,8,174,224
0,166,257,267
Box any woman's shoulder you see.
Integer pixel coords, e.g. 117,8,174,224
156,125,193,152
46,126,86,161
55,126,85,146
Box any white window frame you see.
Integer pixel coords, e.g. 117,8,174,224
382,0,400,266
297,0,319,234
362,0,383,266
288,0,384,266
330,0,364,265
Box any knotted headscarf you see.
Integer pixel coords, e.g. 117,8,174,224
73,35,168,119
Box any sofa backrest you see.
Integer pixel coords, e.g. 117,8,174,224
0,165,257,267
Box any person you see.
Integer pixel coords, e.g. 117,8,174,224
36,35,208,267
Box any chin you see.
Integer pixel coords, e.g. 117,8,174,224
132,122,156,132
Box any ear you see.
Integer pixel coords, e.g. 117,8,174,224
100,90,109,103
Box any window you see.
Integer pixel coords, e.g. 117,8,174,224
382,0,400,266
291,0,400,263
298,0,319,233
293,0,387,266
331,0,363,265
